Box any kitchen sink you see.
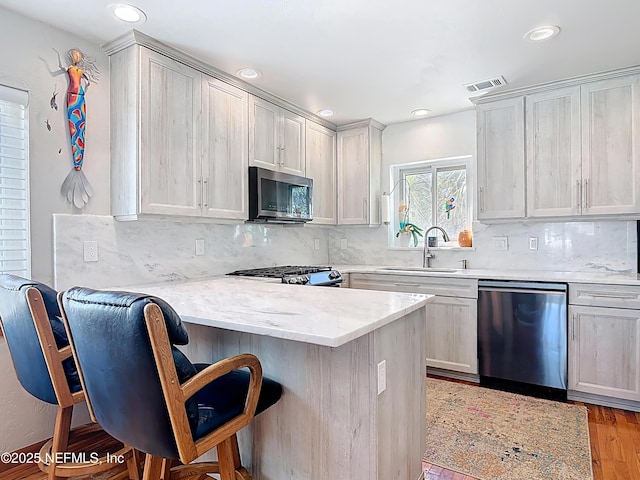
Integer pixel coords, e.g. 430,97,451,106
380,267,459,273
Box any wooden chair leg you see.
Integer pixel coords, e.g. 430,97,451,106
142,454,165,480
160,458,173,480
217,437,238,480
47,405,73,480
126,448,142,480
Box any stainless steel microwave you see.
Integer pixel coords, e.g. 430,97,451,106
248,167,313,223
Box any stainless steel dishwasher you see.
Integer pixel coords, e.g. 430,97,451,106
477,280,568,400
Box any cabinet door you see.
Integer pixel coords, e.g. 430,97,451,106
280,109,306,176
581,75,640,215
526,87,582,217
201,76,248,219
569,305,640,401
306,121,336,224
426,297,478,374
249,96,279,170
337,127,369,224
476,97,525,219
139,50,201,216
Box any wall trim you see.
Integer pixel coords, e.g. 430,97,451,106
336,118,386,132
102,30,338,130
471,64,640,104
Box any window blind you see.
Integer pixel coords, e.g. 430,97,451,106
0,84,30,278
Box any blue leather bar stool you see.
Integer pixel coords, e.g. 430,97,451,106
0,274,139,480
59,286,282,480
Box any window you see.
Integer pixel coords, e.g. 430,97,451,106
390,156,471,247
0,85,30,277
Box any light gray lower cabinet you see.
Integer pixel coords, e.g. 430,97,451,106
348,273,478,374
568,283,640,402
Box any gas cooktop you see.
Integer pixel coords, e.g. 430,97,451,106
227,265,342,286
227,266,333,277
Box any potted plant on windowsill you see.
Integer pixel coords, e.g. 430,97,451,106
395,204,423,247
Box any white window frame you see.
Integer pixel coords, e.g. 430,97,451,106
388,155,473,248
0,84,31,278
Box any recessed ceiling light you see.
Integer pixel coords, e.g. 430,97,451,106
317,109,334,117
524,25,560,42
236,68,262,79
411,109,431,117
109,4,147,23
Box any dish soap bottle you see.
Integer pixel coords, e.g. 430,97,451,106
458,229,472,247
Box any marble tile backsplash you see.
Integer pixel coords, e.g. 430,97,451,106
53,214,636,290
329,220,636,274
53,215,330,290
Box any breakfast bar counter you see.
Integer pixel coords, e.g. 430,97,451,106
128,277,432,480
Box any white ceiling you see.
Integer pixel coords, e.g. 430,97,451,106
3,0,640,126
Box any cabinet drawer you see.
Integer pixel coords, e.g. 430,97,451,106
349,273,477,298
569,283,640,309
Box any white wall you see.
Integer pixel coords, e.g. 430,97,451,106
0,7,111,285
0,7,109,453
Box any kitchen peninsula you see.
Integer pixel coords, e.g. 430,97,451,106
127,276,432,480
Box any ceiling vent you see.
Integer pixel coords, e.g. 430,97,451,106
464,76,508,93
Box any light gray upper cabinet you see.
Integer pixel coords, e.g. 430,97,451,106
580,75,640,215
249,95,306,176
109,45,248,220
201,75,249,220
476,97,525,220
476,69,640,221
526,87,582,218
305,121,336,224
337,120,384,225
111,46,201,219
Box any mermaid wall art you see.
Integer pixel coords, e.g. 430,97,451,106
55,48,100,208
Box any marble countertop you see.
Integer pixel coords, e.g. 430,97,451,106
125,276,432,348
336,265,640,286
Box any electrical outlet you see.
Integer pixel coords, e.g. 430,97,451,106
377,360,386,395
340,238,348,250
529,237,539,251
83,241,98,262
492,236,508,251
195,238,205,256
314,238,320,251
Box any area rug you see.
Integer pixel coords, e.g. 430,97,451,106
424,377,593,480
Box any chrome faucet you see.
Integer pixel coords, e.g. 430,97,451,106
422,226,450,268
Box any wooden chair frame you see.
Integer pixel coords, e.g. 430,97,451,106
59,298,264,480
0,287,139,480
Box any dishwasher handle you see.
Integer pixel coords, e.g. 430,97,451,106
479,287,566,295
478,280,567,292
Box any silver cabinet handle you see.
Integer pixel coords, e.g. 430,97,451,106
576,180,581,210
363,198,367,218
571,313,576,340
197,178,202,207
588,292,639,299
584,179,589,209
203,179,208,207
479,187,484,212
278,146,285,166
393,283,422,288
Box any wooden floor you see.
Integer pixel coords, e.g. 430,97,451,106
2,391,639,480
0,425,129,480
423,380,640,480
